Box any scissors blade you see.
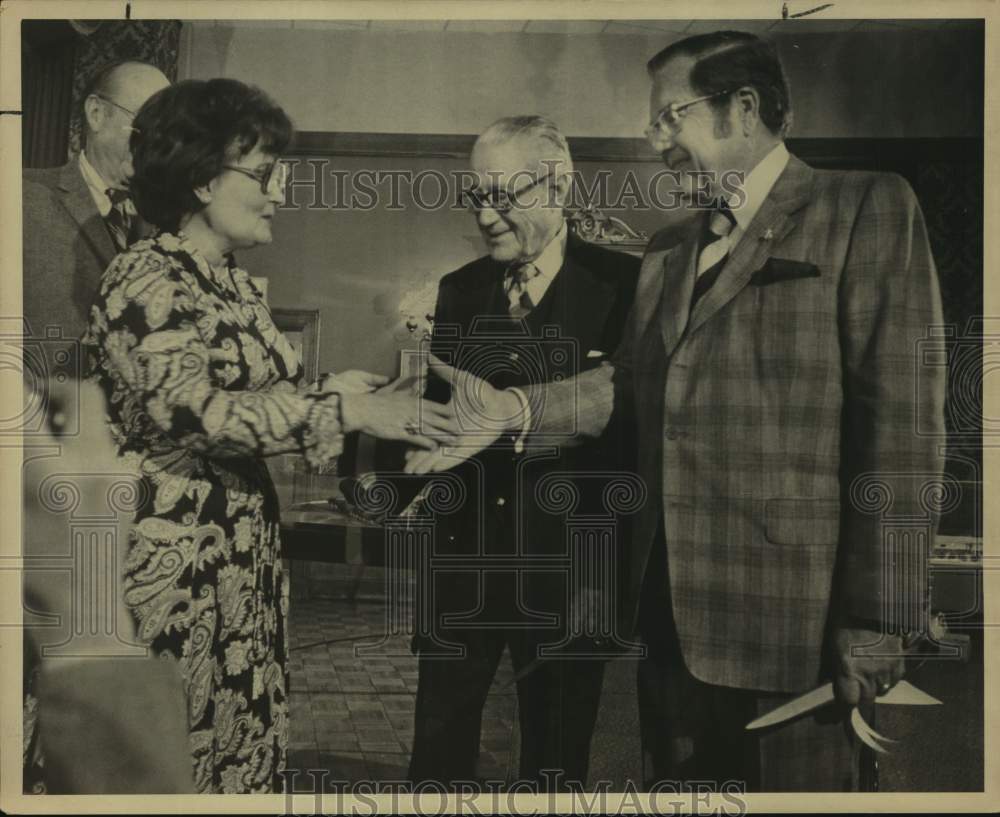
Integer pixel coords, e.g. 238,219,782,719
851,707,891,753
745,682,834,730
876,680,942,706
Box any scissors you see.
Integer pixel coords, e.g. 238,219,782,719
745,679,941,753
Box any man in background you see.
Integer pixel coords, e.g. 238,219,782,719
406,116,640,787
411,32,946,791
22,60,169,339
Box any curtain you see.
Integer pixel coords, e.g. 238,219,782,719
21,21,77,169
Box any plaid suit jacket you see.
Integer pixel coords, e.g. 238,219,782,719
527,154,947,692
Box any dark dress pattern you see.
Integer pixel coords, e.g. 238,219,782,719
85,232,343,793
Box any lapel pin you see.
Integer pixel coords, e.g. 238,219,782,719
761,228,775,241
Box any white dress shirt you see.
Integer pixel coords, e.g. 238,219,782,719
78,151,114,217
506,221,567,308
78,151,137,221
505,221,568,450
725,141,790,250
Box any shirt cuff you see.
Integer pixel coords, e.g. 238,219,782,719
507,387,531,454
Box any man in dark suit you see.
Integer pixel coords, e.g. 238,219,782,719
23,60,168,339
409,33,946,791
406,115,640,787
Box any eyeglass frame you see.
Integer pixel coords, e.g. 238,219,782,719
644,89,736,146
91,93,136,119
463,170,560,214
221,161,290,195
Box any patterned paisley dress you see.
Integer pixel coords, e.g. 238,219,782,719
85,232,343,793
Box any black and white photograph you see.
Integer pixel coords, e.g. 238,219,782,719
1,1,994,812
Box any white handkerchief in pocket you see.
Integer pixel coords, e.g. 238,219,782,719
587,349,607,358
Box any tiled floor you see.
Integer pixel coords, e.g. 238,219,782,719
286,592,518,788
282,571,985,794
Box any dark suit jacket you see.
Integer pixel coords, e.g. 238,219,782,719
527,155,947,692
416,233,639,651
23,161,120,340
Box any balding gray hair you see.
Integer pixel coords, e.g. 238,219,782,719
475,115,574,175
80,60,161,147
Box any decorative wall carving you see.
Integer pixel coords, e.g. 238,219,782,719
567,204,648,253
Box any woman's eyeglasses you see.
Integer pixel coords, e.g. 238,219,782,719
222,161,290,195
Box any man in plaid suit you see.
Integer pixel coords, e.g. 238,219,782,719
408,31,946,791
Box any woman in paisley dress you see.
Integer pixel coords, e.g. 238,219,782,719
84,78,456,793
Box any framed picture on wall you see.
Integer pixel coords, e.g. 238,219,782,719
271,307,321,383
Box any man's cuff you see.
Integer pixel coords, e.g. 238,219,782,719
507,387,531,454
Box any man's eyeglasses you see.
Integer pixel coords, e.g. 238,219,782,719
92,93,136,120
463,171,556,214
644,89,734,147
222,161,290,195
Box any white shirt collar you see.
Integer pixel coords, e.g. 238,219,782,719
78,151,112,217
530,220,568,281
514,220,566,307
729,142,789,233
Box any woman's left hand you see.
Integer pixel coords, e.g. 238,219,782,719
318,370,390,394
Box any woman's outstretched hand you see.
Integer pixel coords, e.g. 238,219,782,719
318,370,390,394
339,389,459,450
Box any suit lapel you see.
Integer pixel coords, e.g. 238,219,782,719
685,155,814,337
552,237,616,351
658,219,701,358
453,259,506,333
56,161,116,271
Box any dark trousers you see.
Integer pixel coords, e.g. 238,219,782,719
637,538,865,792
408,626,605,788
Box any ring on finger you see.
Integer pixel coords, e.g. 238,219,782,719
404,419,420,435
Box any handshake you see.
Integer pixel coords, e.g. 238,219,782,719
322,358,526,472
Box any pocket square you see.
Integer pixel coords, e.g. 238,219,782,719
750,258,821,286
587,350,607,358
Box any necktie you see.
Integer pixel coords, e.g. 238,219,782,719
507,262,541,319
105,188,135,252
691,200,737,307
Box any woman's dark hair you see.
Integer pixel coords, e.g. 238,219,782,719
647,31,792,137
129,78,293,232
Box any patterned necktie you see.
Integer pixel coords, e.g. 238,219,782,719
105,188,135,252
691,200,737,307
507,262,541,318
